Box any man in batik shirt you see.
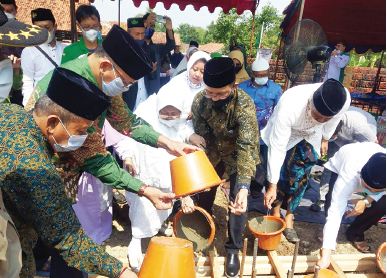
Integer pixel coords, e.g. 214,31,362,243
190,57,260,278
0,68,138,277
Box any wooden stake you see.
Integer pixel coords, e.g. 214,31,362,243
251,238,258,278
267,250,287,278
240,238,248,278
209,250,216,278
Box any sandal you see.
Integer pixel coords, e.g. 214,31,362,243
352,241,371,253
283,228,299,243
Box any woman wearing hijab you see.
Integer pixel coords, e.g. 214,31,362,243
104,92,195,272
158,50,211,117
229,49,250,84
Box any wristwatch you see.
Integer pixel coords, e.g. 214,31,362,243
362,198,372,208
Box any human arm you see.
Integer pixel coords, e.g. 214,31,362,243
234,93,260,191
20,48,35,106
331,54,350,68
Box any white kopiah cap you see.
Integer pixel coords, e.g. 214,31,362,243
252,57,269,71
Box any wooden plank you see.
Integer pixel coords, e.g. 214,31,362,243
329,256,346,278
208,250,216,278
267,251,287,278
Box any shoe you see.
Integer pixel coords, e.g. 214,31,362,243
225,252,240,278
283,228,299,243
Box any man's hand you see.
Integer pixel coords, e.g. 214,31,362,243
157,135,200,156
264,183,277,209
143,186,175,210
151,62,157,72
320,139,329,157
189,133,206,149
181,196,195,214
345,199,367,217
124,157,137,176
8,54,21,74
316,248,331,269
164,16,173,31
229,188,248,215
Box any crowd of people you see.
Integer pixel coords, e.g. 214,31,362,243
0,1,385,278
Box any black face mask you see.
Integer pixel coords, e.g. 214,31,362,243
211,92,234,109
234,64,242,73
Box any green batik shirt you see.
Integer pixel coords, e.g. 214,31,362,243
0,104,122,277
25,55,160,200
61,36,102,64
192,88,260,188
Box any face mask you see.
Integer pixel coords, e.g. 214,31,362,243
135,39,145,48
144,28,155,40
46,29,55,44
234,65,242,73
5,12,15,20
51,119,88,152
212,94,233,109
159,118,185,128
255,77,268,86
102,64,131,96
82,28,99,43
0,59,13,103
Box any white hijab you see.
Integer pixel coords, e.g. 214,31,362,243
157,50,211,115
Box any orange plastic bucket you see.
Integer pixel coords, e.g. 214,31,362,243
376,242,386,274
173,206,216,252
138,236,196,278
170,150,224,197
303,269,339,278
248,216,286,251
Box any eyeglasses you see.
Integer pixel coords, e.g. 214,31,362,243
80,25,101,32
109,61,137,87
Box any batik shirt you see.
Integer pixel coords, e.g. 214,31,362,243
191,88,260,189
25,55,160,200
0,104,122,277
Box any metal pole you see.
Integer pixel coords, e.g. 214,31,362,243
249,0,260,59
372,49,385,94
251,238,258,278
240,238,248,278
294,0,305,42
118,0,121,27
69,0,77,42
288,240,300,278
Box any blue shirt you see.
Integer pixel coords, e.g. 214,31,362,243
239,79,282,133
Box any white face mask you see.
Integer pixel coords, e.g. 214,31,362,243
82,28,99,43
51,119,88,152
255,77,268,86
0,59,13,103
5,12,15,20
159,117,186,128
102,64,131,96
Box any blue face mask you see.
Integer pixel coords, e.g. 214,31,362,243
135,39,145,48
51,119,88,152
144,28,155,40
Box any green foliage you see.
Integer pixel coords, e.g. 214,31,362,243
175,4,283,57
348,50,385,68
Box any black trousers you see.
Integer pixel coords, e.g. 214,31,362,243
34,238,86,278
324,171,386,242
193,164,247,254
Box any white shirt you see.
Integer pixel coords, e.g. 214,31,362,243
134,77,147,111
334,106,377,147
322,142,385,250
21,41,65,106
323,53,350,81
261,83,351,184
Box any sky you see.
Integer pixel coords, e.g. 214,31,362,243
93,0,292,28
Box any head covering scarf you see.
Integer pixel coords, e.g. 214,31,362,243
158,51,210,115
229,49,250,84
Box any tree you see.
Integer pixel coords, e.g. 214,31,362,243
205,4,284,58
176,23,201,44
